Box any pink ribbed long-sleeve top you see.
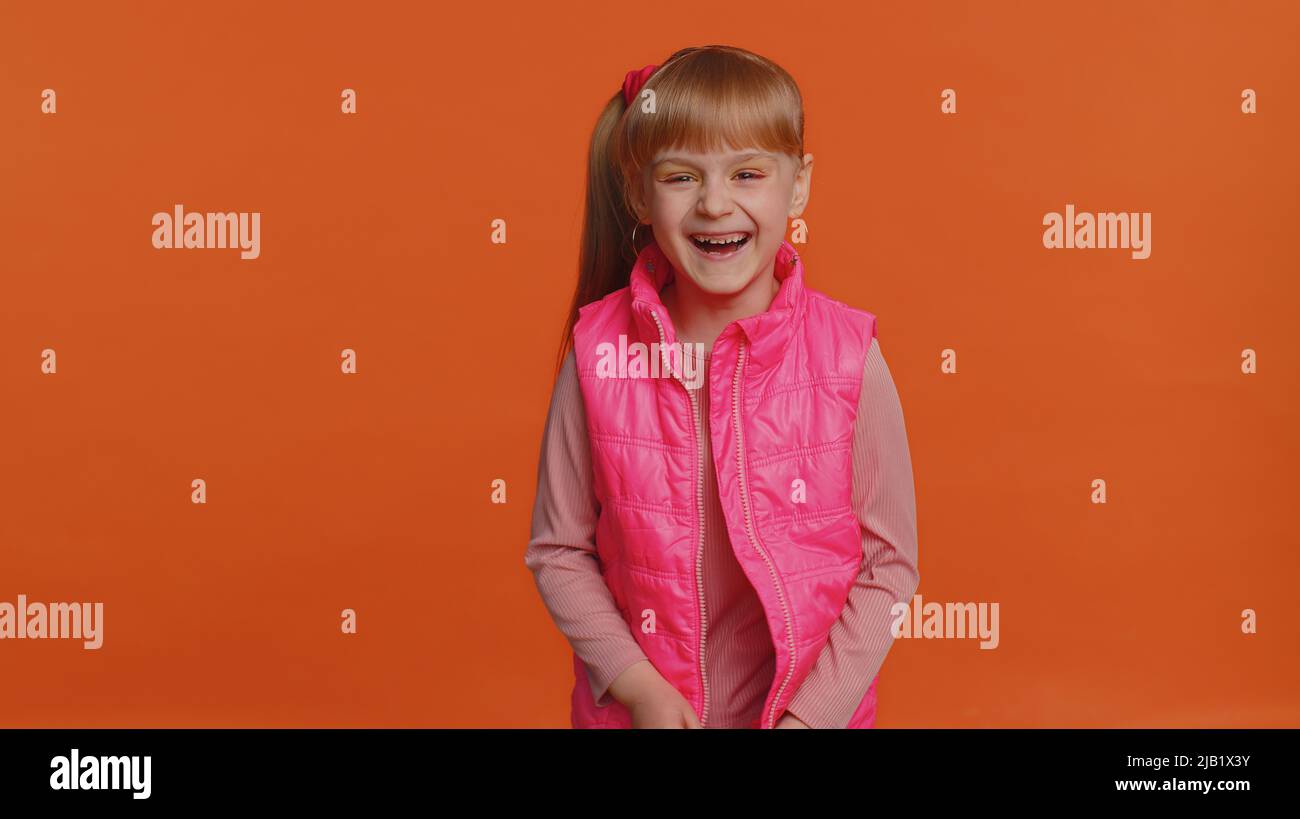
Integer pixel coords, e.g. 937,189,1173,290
525,336,919,728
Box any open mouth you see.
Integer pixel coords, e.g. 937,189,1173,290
689,232,751,257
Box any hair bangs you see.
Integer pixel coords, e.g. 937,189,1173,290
615,48,804,194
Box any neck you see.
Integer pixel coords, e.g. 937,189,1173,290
660,257,781,351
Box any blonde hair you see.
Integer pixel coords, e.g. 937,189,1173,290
554,45,806,374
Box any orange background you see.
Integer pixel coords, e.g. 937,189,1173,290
1,1,1296,727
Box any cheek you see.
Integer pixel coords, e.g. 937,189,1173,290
732,192,787,225
650,192,695,220
758,194,793,221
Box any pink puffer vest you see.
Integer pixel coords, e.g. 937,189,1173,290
569,238,879,729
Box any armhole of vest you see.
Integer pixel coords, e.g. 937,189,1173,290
854,314,876,423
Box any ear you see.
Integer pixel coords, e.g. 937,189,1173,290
788,153,813,218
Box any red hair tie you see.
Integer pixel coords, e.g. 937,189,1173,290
622,63,659,106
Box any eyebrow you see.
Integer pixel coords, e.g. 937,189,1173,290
654,151,779,167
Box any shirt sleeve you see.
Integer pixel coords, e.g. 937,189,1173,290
783,335,921,728
524,347,650,708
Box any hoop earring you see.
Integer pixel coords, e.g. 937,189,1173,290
631,221,642,255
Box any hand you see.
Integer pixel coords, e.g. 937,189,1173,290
774,711,811,728
608,660,703,729
628,691,703,729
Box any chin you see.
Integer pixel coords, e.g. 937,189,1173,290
667,244,761,296
692,272,755,296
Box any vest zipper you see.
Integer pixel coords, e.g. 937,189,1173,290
732,340,796,729
647,308,710,727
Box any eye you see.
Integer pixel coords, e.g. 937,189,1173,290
736,171,764,181
666,174,694,183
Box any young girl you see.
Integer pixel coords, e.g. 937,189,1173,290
525,45,919,729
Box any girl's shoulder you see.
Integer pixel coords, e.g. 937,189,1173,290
802,286,879,343
804,286,875,320
577,283,635,321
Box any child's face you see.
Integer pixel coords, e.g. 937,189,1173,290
631,146,812,301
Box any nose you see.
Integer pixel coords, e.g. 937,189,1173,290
696,176,734,218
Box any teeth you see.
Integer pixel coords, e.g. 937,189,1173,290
692,233,748,244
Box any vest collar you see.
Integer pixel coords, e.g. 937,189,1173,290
628,238,808,374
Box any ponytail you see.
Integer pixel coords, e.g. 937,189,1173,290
553,89,643,377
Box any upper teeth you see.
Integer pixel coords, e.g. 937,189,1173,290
693,233,748,243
